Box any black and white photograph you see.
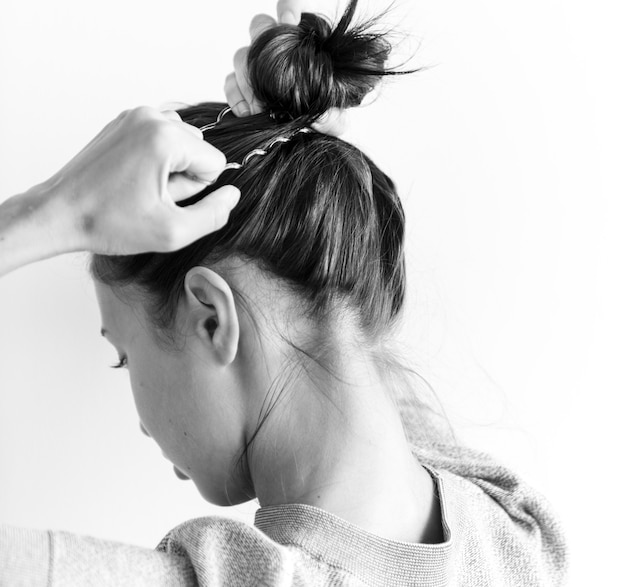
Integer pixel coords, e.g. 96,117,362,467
1,0,621,584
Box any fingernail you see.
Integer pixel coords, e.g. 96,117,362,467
233,102,250,117
279,10,299,26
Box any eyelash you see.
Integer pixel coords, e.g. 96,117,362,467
110,356,128,369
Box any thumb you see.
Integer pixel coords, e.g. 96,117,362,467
177,185,241,241
311,108,349,137
168,172,213,201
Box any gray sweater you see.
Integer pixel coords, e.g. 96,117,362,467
0,439,569,586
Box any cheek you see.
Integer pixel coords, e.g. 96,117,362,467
127,351,187,447
127,344,246,489
127,351,225,456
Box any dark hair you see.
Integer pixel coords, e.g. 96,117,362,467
91,0,456,495
94,0,412,329
248,0,398,123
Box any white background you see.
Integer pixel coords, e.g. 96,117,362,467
0,0,623,585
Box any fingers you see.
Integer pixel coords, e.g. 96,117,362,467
311,108,349,137
158,101,190,112
54,104,242,256
226,11,280,119
166,125,228,193
167,172,210,202
277,0,303,25
158,110,205,141
233,47,264,116
250,13,277,40
224,5,300,121
176,185,241,242
224,72,251,117
232,47,254,108
160,110,182,122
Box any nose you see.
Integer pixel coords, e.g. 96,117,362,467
140,422,151,438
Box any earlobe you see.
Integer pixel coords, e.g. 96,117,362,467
183,267,239,365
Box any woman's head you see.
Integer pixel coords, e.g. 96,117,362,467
92,0,418,505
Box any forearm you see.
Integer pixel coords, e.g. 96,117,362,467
0,106,238,276
0,524,196,586
0,182,75,278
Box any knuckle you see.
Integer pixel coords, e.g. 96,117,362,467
160,109,181,122
117,108,132,119
129,105,158,122
159,222,185,251
144,120,175,153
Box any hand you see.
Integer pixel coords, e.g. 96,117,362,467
47,106,240,255
224,0,349,137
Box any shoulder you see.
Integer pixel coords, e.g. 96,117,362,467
157,515,361,586
417,443,570,587
157,515,283,564
1,518,353,587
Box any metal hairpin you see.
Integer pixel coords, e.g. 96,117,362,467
228,129,312,170
198,106,232,133
193,106,313,180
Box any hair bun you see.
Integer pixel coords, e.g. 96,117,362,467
247,0,394,122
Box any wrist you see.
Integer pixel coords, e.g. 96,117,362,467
4,180,79,258
0,178,89,277
24,175,85,255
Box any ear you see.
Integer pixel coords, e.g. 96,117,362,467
182,266,239,366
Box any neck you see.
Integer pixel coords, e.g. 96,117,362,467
247,348,441,543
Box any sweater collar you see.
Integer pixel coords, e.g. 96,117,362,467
254,463,453,586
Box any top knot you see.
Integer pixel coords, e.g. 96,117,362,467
247,0,395,123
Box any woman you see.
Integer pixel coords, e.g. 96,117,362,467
0,1,569,585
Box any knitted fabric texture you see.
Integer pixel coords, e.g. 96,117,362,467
0,438,569,586
0,381,569,585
